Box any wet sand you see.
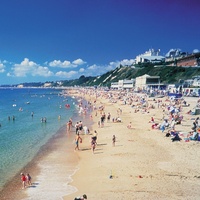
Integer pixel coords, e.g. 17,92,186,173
0,125,77,200
0,104,93,200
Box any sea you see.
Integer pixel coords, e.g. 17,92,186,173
0,87,79,191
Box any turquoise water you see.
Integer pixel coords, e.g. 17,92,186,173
0,88,77,189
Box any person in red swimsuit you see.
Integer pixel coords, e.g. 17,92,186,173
21,173,26,189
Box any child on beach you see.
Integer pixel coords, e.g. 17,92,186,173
149,117,155,123
21,173,26,189
26,173,32,186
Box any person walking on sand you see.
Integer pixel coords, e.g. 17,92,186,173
21,173,26,189
98,121,101,128
91,137,96,153
112,135,116,146
92,130,98,145
75,133,82,151
26,173,32,186
107,112,111,122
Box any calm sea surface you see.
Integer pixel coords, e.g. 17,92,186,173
0,88,77,189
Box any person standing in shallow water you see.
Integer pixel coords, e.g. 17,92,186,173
67,118,73,131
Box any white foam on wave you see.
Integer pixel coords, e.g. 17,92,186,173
23,161,79,200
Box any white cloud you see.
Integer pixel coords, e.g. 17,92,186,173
33,66,54,77
83,64,106,77
120,59,135,66
86,63,116,75
55,70,77,78
0,63,5,73
7,72,11,77
4,57,135,82
87,64,98,70
82,58,134,77
49,60,72,68
109,59,134,68
72,58,86,65
79,68,85,72
12,58,36,77
9,58,53,77
48,58,86,68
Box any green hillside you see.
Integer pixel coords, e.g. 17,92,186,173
61,64,200,87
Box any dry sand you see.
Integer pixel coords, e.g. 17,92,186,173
64,90,200,200
2,89,200,200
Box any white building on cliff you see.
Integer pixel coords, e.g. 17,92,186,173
135,49,165,64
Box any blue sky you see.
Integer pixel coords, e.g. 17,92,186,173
0,0,199,85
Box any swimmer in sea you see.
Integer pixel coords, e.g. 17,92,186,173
31,112,34,117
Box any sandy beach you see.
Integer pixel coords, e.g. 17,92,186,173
1,89,200,200
64,89,200,200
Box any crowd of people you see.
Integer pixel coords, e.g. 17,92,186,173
66,88,200,199
72,87,200,146
68,94,121,156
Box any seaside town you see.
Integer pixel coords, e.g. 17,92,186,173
110,48,200,92
10,48,200,94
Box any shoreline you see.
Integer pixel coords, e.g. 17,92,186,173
0,124,77,200
0,87,74,192
0,96,94,200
